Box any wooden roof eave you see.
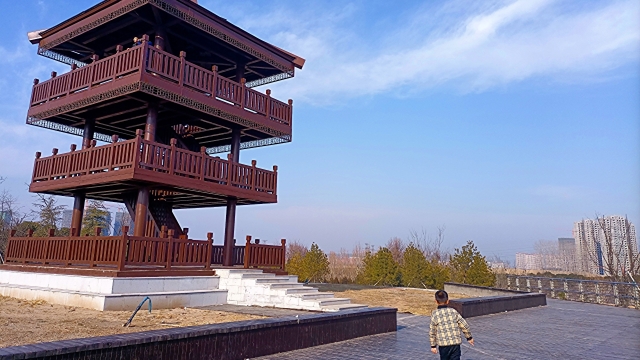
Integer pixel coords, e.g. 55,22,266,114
34,0,304,70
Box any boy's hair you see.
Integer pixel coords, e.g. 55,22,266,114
435,290,449,304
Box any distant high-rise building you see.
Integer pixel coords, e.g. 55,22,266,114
0,211,12,226
557,237,577,272
100,212,112,236
516,253,542,271
573,216,638,276
61,209,73,229
113,212,133,236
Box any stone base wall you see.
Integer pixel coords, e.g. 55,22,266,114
0,307,398,360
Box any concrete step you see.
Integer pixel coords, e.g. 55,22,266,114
254,277,297,284
295,292,335,300
284,287,319,295
238,273,277,279
303,297,351,307
216,269,263,275
268,283,305,289
321,303,368,312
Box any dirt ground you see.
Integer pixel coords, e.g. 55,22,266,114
0,296,265,348
331,287,466,315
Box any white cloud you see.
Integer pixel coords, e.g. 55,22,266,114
215,0,640,104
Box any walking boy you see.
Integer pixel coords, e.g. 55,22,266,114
429,290,474,360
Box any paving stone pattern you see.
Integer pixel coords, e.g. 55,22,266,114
254,300,640,360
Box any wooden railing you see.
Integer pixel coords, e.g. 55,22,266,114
244,236,286,270
30,40,293,126
5,229,287,271
31,131,278,196
4,228,212,270
211,245,245,266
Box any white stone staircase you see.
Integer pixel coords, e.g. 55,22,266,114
215,269,367,312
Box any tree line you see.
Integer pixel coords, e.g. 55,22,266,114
284,229,495,289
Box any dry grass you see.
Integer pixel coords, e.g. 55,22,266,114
332,288,467,316
0,296,264,348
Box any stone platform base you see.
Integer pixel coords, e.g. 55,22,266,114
0,269,227,311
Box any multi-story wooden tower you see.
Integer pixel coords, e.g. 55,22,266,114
8,0,303,270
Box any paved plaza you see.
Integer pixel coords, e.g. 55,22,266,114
254,300,640,359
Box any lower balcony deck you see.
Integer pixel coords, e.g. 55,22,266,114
30,134,277,208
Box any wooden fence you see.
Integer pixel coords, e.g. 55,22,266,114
5,229,287,271
505,275,639,309
5,228,212,271
31,132,278,195
30,40,293,126
244,236,287,270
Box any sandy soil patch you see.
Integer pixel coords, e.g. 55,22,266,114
333,288,467,315
0,296,264,348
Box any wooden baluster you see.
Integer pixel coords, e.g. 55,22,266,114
200,146,206,181
88,55,99,89
244,235,252,269
250,160,257,191
240,78,246,107
281,239,287,270
64,228,72,266
166,229,174,269
169,138,177,175
67,65,76,96
265,89,272,119
272,165,278,195
32,152,41,183
31,78,40,105
179,51,186,86
160,225,167,239
227,153,233,186
108,135,118,171
211,65,218,97
206,232,213,270
47,148,58,181
90,227,101,267
117,227,128,271
287,99,293,125
134,129,144,168
46,71,57,101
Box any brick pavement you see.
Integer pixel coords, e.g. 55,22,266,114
253,299,640,359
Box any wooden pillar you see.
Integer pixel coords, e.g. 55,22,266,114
235,62,246,83
71,118,96,234
81,118,95,149
222,128,241,266
133,187,149,237
145,102,158,142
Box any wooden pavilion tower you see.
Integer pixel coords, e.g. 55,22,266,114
4,0,303,274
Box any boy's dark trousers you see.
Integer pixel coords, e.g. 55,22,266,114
438,344,461,360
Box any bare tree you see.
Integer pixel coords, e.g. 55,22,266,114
409,225,446,262
385,237,405,264
0,189,28,260
534,240,561,271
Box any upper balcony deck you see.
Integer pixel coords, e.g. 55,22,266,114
29,131,278,208
27,42,293,153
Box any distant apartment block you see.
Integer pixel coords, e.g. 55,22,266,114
61,209,73,229
573,216,638,276
113,212,134,236
516,253,542,270
557,237,578,272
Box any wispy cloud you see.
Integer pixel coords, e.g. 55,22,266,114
211,0,640,104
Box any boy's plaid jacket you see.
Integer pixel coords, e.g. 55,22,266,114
429,305,473,348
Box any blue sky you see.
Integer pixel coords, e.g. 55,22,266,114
0,0,638,262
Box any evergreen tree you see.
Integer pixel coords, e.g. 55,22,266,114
450,240,495,287
285,252,305,279
400,243,430,287
358,247,401,286
426,259,451,290
301,243,330,282
81,200,110,236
